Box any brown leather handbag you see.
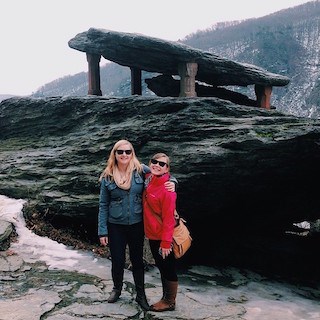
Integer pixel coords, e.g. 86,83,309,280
172,211,192,259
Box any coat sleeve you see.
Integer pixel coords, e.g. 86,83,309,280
169,174,178,191
98,178,110,236
141,163,151,175
160,190,177,249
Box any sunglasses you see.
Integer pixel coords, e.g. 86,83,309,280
115,149,132,155
150,159,168,167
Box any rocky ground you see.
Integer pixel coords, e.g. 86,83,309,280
1,207,320,319
0,216,249,320
24,210,155,268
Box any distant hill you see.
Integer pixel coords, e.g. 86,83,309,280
0,94,17,102
32,1,320,118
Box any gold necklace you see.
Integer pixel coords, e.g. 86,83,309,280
119,172,128,184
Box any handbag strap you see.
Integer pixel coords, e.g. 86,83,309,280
152,209,180,228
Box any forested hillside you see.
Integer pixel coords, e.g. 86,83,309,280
183,0,320,118
33,1,320,118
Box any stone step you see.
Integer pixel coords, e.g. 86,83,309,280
0,220,13,251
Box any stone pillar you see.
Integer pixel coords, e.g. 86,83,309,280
86,53,102,96
254,85,273,109
178,62,198,97
130,67,142,95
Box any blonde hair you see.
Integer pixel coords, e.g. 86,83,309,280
99,140,143,181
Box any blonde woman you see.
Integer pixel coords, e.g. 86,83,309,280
98,140,175,310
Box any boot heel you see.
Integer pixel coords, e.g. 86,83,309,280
107,289,121,303
136,294,150,310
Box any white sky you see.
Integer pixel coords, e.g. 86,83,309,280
0,0,313,95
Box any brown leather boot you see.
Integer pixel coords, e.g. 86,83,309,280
149,275,166,310
150,280,178,312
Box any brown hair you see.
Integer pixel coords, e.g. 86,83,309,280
150,152,170,169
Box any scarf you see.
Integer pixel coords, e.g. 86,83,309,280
113,166,133,190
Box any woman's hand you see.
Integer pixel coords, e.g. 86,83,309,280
159,246,172,259
100,236,109,247
164,181,175,192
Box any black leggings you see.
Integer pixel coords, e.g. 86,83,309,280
149,239,178,281
108,222,145,286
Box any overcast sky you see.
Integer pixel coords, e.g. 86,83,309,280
0,0,313,95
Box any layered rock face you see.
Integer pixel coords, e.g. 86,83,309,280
1,96,319,280
68,28,290,87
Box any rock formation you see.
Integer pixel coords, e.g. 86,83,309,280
1,96,319,281
68,28,290,87
68,28,289,107
145,74,258,107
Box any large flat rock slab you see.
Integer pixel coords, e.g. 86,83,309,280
68,28,290,87
1,95,319,280
1,246,318,320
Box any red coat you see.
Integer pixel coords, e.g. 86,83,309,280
143,173,177,249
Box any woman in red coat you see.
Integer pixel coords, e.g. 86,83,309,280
143,152,178,312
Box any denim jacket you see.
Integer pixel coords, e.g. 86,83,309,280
98,164,177,237
98,165,149,236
